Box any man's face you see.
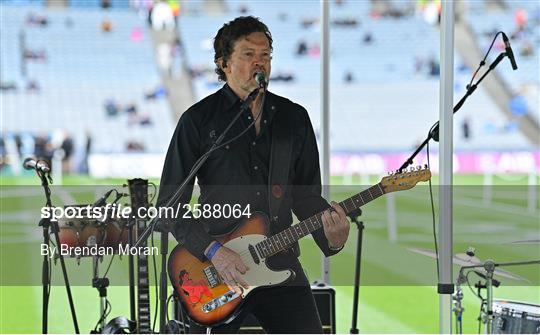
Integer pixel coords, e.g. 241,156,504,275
222,32,271,97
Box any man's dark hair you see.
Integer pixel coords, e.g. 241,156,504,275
213,16,273,82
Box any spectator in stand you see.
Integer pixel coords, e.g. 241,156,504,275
101,19,113,33
509,95,528,117
60,133,74,174
344,71,354,84
0,136,6,171
126,103,138,115
34,134,53,165
26,80,40,93
81,131,92,174
26,12,48,27
514,8,528,33
105,99,120,116
362,32,373,45
296,40,308,56
151,0,175,31
126,140,145,152
461,118,471,140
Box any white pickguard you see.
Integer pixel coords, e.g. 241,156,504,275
224,234,292,298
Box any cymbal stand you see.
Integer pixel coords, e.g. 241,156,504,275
453,270,466,334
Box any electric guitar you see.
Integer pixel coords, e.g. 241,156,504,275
168,168,431,326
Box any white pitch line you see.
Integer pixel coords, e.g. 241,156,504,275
401,192,538,218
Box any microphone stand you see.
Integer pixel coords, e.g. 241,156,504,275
35,167,80,334
349,208,363,334
133,86,262,333
398,51,509,173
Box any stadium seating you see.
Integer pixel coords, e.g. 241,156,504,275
178,0,534,152
1,4,175,155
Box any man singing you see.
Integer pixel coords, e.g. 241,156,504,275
157,16,350,333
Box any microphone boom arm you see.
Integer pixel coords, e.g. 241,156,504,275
398,52,508,173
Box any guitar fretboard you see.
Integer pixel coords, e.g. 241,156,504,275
129,178,152,334
255,183,385,258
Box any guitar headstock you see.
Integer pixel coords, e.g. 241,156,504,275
380,166,431,194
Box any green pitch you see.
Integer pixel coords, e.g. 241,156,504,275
1,174,538,333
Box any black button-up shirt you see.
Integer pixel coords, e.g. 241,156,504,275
157,84,336,261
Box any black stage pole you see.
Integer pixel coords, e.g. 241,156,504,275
349,208,363,334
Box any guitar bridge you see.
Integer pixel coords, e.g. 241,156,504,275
202,290,240,313
203,266,220,288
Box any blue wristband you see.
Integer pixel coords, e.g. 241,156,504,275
205,241,222,261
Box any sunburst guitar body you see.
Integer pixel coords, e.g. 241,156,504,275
168,212,291,326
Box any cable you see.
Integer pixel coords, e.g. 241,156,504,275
177,295,186,334
426,139,439,280
149,182,157,204
468,31,503,89
166,294,173,324
102,223,128,278
93,298,112,332
465,271,483,300
478,299,485,334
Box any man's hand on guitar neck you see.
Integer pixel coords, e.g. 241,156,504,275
205,242,250,291
322,201,350,250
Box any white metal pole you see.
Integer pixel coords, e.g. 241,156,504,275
386,193,397,243
439,1,455,333
528,171,537,213
320,0,331,284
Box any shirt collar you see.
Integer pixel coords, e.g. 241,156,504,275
221,83,277,123
221,83,241,111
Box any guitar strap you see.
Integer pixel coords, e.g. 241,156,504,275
267,101,299,256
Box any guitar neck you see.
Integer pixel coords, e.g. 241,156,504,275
136,219,151,333
128,178,152,334
256,183,385,258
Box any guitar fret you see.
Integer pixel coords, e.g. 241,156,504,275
291,226,298,240
367,187,374,200
377,183,384,196
268,239,276,254
347,197,355,212
340,200,350,213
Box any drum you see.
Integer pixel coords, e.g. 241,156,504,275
493,300,540,334
104,217,129,250
58,205,105,257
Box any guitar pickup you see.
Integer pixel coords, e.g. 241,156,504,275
202,290,240,313
203,266,220,288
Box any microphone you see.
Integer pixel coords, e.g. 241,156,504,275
502,33,518,70
92,189,114,207
254,71,267,88
23,157,50,173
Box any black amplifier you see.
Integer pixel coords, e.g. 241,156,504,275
239,283,336,334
